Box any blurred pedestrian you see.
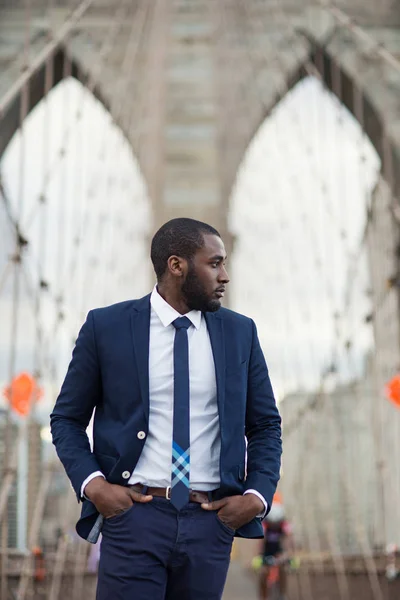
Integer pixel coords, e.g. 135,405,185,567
258,499,294,600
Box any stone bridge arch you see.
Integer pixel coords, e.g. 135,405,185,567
0,3,163,205
221,8,400,214
0,2,399,235
0,46,112,159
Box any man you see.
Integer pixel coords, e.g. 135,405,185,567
50,217,282,600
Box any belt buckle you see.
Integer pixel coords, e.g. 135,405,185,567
166,486,171,500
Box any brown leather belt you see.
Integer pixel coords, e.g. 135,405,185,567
129,484,218,505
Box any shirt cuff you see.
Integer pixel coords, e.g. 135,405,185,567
243,489,268,518
81,471,105,500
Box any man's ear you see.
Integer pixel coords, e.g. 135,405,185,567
167,255,187,278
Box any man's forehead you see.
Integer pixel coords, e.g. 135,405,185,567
199,233,226,257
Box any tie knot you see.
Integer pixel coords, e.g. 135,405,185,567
172,316,192,331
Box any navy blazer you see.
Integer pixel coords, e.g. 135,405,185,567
50,294,282,541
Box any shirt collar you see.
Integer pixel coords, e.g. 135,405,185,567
150,286,202,330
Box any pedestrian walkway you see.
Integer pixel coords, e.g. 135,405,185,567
223,561,258,600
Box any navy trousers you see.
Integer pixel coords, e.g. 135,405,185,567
96,497,234,600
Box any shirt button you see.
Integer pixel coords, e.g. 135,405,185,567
137,431,146,440
122,471,130,479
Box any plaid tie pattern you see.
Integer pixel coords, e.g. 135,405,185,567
170,316,192,510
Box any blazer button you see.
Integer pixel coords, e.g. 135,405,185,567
137,431,146,440
122,471,130,479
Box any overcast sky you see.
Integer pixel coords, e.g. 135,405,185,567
0,75,380,420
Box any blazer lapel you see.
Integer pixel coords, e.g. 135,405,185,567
204,311,226,423
130,295,151,422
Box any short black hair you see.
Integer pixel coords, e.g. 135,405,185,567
150,218,221,281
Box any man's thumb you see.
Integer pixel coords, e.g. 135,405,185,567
201,499,226,511
129,490,153,503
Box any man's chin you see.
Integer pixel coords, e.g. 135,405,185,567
186,299,221,312
206,299,221,313
184,291,222,313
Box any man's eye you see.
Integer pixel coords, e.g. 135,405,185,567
211,263,218,268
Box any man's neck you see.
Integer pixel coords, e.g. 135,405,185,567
156,284,190,315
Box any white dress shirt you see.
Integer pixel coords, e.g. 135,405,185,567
82,288,267,514
130,286,220,489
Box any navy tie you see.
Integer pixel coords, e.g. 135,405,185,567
170,316,192,510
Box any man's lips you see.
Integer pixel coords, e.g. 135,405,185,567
215,289,225,298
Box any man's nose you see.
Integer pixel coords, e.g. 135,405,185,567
219,266,230,283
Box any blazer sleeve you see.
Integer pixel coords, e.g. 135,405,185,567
244,319,282,510
50,310,102,500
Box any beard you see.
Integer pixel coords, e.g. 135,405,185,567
181,265,221,313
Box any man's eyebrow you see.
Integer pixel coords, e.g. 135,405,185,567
209,255,227,261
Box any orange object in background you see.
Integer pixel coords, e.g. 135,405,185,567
273,491,283,505
385,375,400,409
2,372,43,417
32,546,46,581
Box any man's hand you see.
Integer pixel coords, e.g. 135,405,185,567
84,477,153,519
201,493,264,530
